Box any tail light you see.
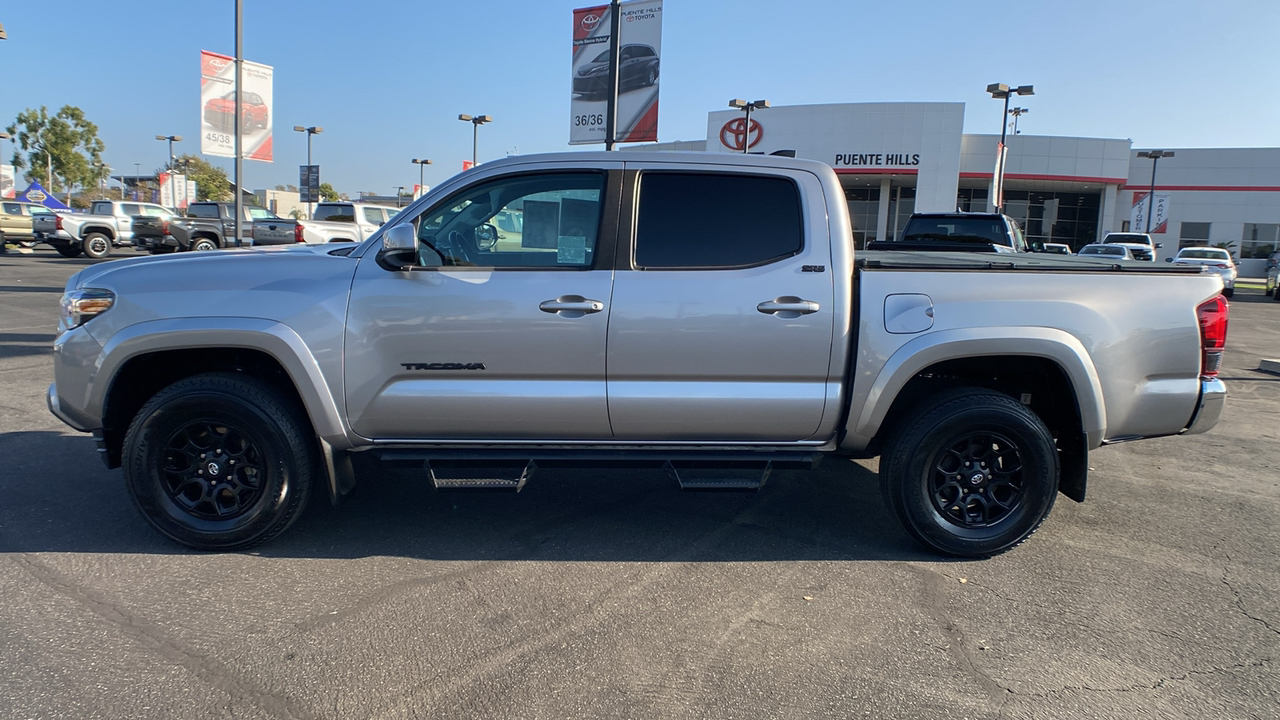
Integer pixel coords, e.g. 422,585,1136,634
1196,296,1229,377
55,214,63,230
294,223,305,243
161,220,170,235
1213,263,1229,269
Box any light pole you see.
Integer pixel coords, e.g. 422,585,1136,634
132,162,141,200
155,134,182,210
292,125,323,217
92,161,108,198
394,186,405,208
411,158,432,199
986,83,1034,213
1008,106,1029,136
728,99,770,153
1137,150,1175,234
458,114,492,166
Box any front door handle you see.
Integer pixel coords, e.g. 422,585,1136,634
539,295,605,317
757,296,820,318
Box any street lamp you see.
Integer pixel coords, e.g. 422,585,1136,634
155,134,182,210
986,83,1034,213
1137,150,1175,234
728,99,770,154
458,114,492,166
411,158,432,199
293,125,323,217
394,186,405,208
1008,106,1029,136
92,161,108,198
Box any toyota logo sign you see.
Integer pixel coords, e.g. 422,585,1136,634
720,118,763,152
580,13,602,31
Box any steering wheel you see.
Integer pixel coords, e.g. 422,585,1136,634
445,230,474,265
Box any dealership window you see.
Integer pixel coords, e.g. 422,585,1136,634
888,186,915,239
957,188,989,213
1179,222,1211,249
845,187,880,249
1001,190,1100,251
635,172,802,268
1241,223,1279,259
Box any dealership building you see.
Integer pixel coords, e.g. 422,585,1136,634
641,102,1280,276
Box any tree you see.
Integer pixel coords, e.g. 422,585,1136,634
274,183,299,192
6,105,105,194
318,182,339,202
165,154,230,201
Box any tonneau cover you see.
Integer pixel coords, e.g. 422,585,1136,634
855,250,1205,274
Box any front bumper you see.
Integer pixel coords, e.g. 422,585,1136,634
1184,377,1227,435
47,382,92,432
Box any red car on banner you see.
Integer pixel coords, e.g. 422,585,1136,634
203,90,269,134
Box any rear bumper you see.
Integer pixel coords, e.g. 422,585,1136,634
1184,377,1227,435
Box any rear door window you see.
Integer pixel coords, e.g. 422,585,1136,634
188,204,219,218
633,172,802,268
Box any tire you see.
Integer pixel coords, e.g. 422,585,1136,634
1223,287,1234,298
880,389,1059,557
191,237,219,252
646,67,657,86
122,373,314,551
54,243,84,258
82,232,112,259
149,246,176,255
1265,284,1274,297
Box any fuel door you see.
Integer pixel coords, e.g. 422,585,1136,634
884,293,934,334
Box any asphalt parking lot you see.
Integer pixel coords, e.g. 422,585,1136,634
1,246,1276,720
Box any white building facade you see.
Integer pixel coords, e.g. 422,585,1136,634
644,102,1280,276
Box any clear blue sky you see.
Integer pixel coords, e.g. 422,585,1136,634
2,0,1277,197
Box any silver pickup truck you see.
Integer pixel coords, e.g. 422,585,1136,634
47,152,1229,557
51,200,176,259
251,201,401,245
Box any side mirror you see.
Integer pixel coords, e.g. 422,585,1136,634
1028,240,1045,253
379,223,417,269
1155,242,1163,249
476,223,499,249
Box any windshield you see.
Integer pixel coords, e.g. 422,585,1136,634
901,217,1011,246
1081,246,1123,256
590,51,610,63
1178,249,1230,260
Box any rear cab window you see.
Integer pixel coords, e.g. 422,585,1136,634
188,204,220,219
633,172,802,268
315,205,356,222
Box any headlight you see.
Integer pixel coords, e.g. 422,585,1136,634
59,288,115,330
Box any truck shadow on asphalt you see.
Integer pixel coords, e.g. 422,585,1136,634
0,431,936,563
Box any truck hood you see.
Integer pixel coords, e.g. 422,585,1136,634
71,243,351,291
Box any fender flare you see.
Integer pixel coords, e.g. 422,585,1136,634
91,317,352,447
845,326,1107,451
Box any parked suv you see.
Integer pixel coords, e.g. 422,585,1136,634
1102,232,1160,261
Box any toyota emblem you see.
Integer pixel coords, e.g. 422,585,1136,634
720,118,762,151
580,13,602,31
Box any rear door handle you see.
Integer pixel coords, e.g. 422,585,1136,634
757,296,820,317
539,295,605,317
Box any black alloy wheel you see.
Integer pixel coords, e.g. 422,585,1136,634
880,389,1059,557
123,373,314,550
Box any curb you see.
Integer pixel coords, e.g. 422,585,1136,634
1261,359,1280,376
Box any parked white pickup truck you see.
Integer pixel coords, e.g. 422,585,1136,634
251,201,401,245
48,152,1228,556
53,200,176,259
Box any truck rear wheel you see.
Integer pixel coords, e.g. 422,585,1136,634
54,244,84,258
82,232,112,259
880,389,1058,557
122,373,314,551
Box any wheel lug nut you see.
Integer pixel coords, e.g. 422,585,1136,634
200,453,206,459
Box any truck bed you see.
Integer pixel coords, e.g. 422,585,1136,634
856,250,1205,274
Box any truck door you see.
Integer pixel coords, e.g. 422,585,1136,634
344,164,622,440
605,166,836,442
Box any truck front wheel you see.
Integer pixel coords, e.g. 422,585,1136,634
191,238,219,252
122,373,314,551
880,389,1059,557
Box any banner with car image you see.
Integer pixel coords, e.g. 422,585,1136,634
570,1,662,145
200,50,274,162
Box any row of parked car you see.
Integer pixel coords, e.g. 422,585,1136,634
1,198,404,259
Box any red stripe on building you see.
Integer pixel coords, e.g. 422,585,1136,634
834,168,918,175
959,172,1128,184
1121,184,1280,192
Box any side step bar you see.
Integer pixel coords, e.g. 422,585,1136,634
664,460,772,491
426,460,536,492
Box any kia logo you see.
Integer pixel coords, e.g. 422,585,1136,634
581,13,602,30
720,118,763,152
